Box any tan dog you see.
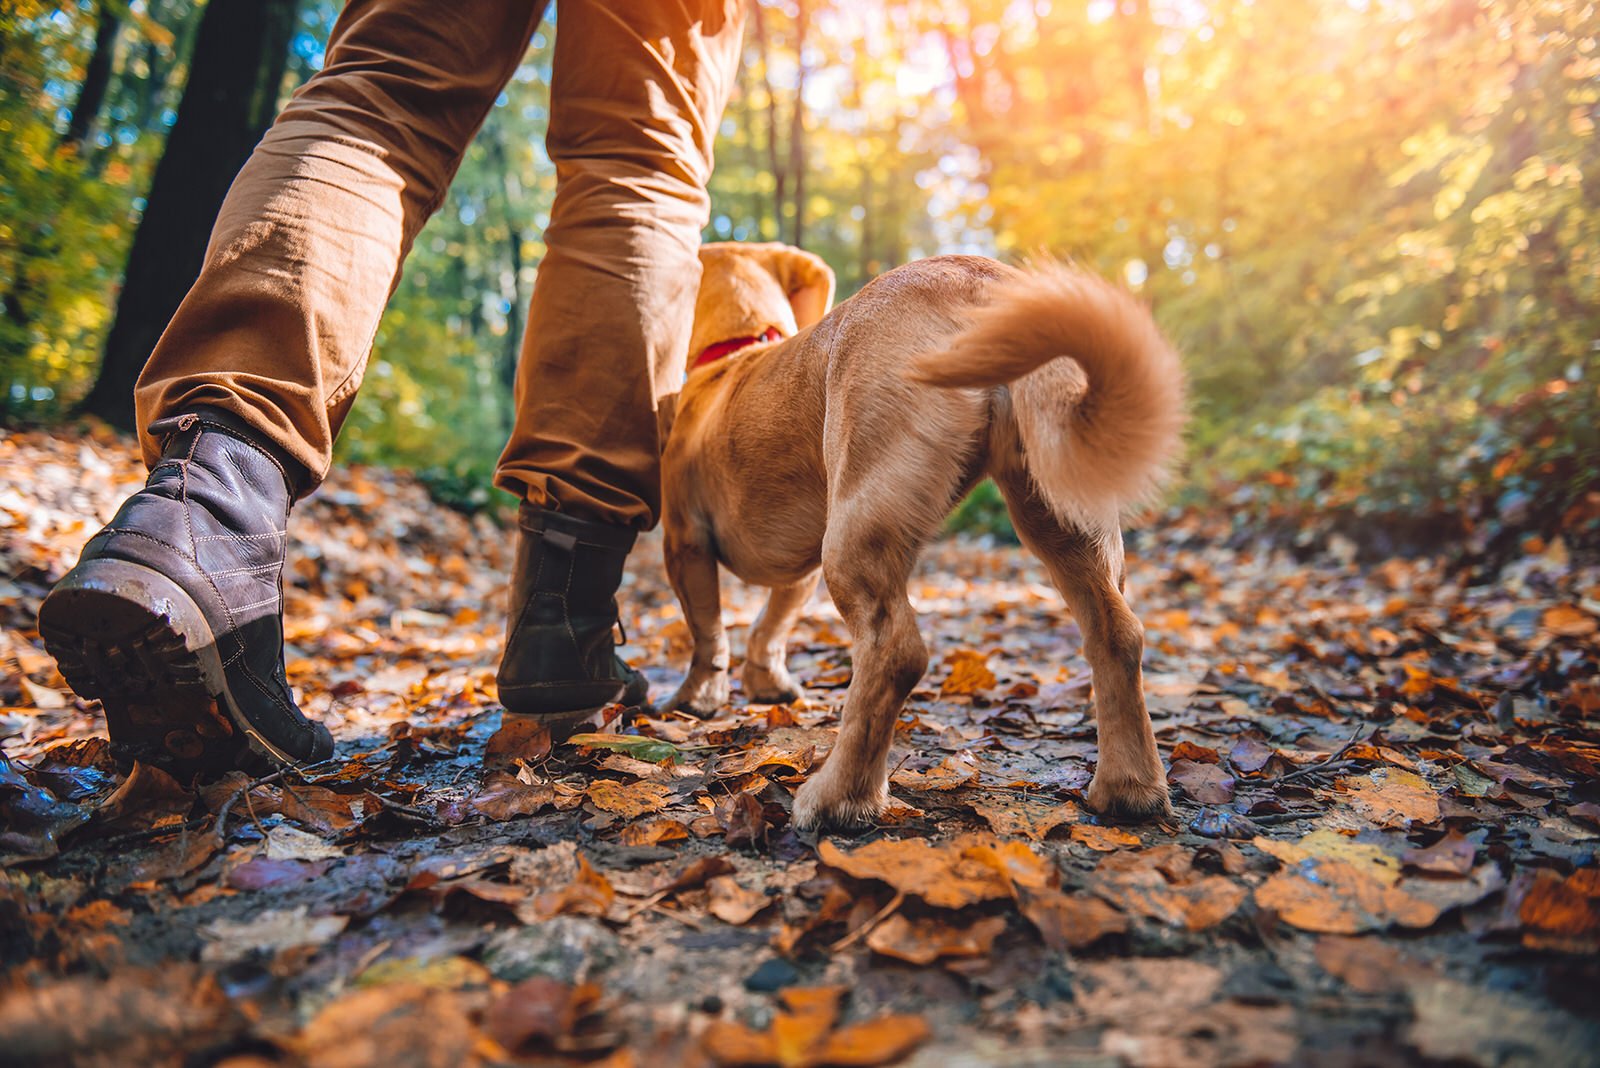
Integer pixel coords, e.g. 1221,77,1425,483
661,243,1184,829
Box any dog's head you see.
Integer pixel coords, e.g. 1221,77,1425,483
690,243,836,361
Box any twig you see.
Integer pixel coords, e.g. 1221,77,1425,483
830,890,905,952
1271,722,1368,785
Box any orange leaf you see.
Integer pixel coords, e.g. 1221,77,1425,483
939,649,996,697
586,779,672,818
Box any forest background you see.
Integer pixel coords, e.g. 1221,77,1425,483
3,0,1596,554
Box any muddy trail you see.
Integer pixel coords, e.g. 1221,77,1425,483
2,424,1597,1067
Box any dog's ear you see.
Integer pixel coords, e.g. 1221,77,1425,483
761,246,835,330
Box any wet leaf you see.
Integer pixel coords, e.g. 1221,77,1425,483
470,771,555,820
865,912,1006,964
1336,767,1441,828
819,835,1026,909
708,875,774,925
483,717,552,770
567,733,681,765
1167,759,1235,804
586,779,672,818
967,792,1079,840
1071,824,1142,852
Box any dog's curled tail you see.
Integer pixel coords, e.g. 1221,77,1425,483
907,262,1185,526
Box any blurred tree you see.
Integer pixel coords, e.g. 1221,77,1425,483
81,0,298,428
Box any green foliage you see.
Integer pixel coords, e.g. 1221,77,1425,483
945,479,1017,542
3,0,1595,546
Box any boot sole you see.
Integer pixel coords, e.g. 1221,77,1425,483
38,558,304,780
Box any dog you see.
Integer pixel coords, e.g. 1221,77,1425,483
660,243,1184,829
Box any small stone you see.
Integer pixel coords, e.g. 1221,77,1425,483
743,957,799,993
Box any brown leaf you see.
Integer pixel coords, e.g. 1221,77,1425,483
1167,759,1235,804
586,779,672,818
484,718,552,770
1518,869,1600,953
1169,741,1220,764
296,983,479,1068
618,819,689,847
1314,935,1432,993
1070,824,1142,852
483,977,606,1054
939,649,996,697
95,761,194,832
818,835,1019,909
470,771,555,821
708,875,773,925
1255,859,1441,933
1336,767,1441,828
529,854,614,920
1016,884,1129,950
889,752,980,791
814,1015,931,1066
1401,830,1477,876
717,791,771,848
866,912,1006,965
654,855,738,896
968,792,1079,841
1092,847,1247,931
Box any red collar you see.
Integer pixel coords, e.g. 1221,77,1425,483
690,326,783,371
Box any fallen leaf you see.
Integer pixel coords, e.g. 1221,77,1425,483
568,733,680,765
890,752,980,791
199,906,348,963
484,718,552,770
471,771,555,820
528,854,615,921
818,835,1019,908
295,983,479,1068
1255,859,1441,933
265,824,344,862
1401,830,1477,876
1254,830,1401,885
968,792,1079,840
1167,759,1235,804
939,649,996,697
717,791,771,848
1169,741,1219,764
1071,824,1142,851
619,819,690,847
1336,767,1441,828
865,912,1006,964
1091,847,1248,931
483,976,610,1054
1314,935,1432,993
708,875,773,925
1518,869,1600,953
586,779,672,818
1015,884,1129,949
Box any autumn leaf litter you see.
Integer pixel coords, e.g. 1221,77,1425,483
2,426,1598,1066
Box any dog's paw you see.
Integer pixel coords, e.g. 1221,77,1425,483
665,670,730,718
792,770,888,831
741,660,804,705
1087,770,1174,822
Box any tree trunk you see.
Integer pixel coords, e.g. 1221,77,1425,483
81,0,298,430
789,0,808,248
751,0,784,242
61,0,122,155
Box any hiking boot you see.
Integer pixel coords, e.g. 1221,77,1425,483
497,504,649,738
37,409,334,780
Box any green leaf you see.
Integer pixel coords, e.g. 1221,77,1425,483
565,733,681,765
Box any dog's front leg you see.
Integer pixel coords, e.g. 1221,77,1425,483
663,517,730,716
742,571,820,704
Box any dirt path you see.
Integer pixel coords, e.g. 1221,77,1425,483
3,425,1597,1067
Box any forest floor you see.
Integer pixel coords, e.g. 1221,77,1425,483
2,423,1598,1068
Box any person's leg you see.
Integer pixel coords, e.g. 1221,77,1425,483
493,0,745,727
134,0,549,487
494,0,746,523
41,0,545,779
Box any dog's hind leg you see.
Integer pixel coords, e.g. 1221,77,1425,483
994,473,1173,821
793,503,932,829
742,571,820,704
663,516,731,717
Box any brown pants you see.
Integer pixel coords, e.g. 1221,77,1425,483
133,0,745,528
